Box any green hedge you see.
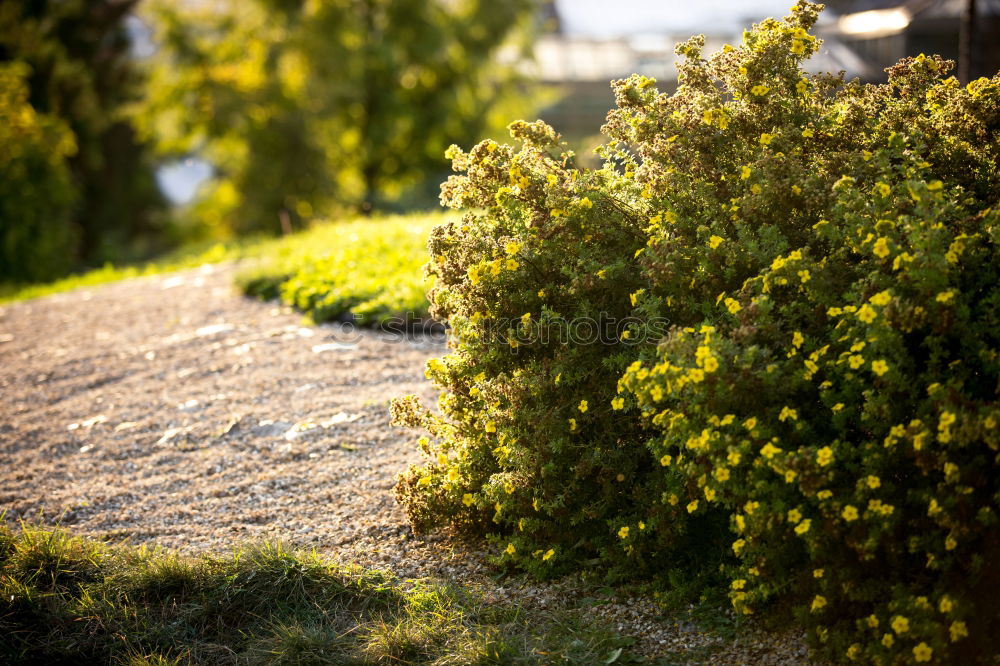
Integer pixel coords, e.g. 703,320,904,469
392,2,1000,662
237,214,445,325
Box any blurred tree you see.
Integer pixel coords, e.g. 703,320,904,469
138,0,537,235
0,63,78,282
0,0,167,271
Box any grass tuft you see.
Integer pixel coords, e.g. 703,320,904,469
0,523,637,664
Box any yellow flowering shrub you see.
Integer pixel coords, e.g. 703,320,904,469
391,117,727,581
613,3,1000,662
395,1,1000,660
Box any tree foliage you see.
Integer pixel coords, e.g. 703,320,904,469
0,63,77,282
138,0,536,236
0,0,166,270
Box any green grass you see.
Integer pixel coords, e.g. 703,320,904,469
236,213,447,325
1,214,446,326
0,523,637,665
0,239,263,304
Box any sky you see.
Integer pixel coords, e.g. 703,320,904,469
555,0,809,36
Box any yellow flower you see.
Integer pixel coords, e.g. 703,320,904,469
866,475,881,489
811,595,827,612
872,360,889,376
731,578,746,590
709,235,725,249
715,467,730,482
578,400,588,413
842,505,859,521
568,418,577,431
506,258,519,271
891,615,909,634
463,493,474,506
741,165,752,180
750,184,762,195
873,237,891,258
802,127,814,137
504,241,522,255
794,519,811,535
759,133,774,146
790,39,805,54
744,417,757,430
485,421,497,433
751,84,770,96
813,568,824,578
618,526,630,539
796,79,809,95
881,633,894,648
542,548,555,561
848,355,865,370
660,454,672,466
792,331,805,348
815,446,834,467
779,406,798,422
687,500,699,513
950,620,969,641
787,508,802,523
936,290,955,303
945,535,957,550
505,543,516,555
611,397,624,410
870,290,892,306
727,451,741,466
732,538,745,554
760,443,782,459
724,298,741,314
913,643,933,662
939,596,954,613
856,304,877,323
447,467,460,482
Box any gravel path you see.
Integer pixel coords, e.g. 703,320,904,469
0,263,814,664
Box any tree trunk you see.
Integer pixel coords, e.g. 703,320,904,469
960,0,977,82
